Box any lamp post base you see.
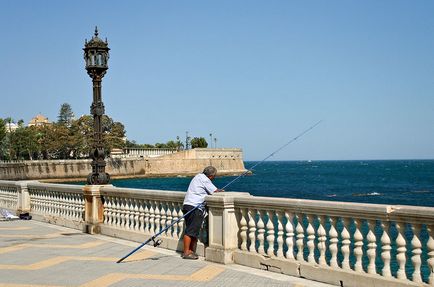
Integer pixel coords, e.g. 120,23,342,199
87,172,110,185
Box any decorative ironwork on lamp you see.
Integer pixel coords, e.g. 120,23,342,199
83,27,110,185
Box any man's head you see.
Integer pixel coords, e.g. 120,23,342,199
203,166,217,180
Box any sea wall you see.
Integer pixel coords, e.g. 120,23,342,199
0,148,246,181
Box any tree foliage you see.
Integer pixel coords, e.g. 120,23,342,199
0,104,127,160
57,103,75,126
190,137,208,148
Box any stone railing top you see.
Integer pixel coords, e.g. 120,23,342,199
0,180,21,188
101,185,185,202
27,182,83,194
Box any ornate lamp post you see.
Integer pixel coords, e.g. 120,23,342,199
83,27,110,185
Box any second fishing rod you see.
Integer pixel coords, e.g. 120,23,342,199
116,120,322,263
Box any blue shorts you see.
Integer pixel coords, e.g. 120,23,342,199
182,204,204,238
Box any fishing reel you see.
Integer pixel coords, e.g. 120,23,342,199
152,237,162,247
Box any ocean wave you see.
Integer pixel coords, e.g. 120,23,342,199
412,190,433,194
352,192,381,197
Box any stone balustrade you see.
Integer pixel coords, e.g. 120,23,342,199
121,148,177,158
229,196,434,286
0,180,433,287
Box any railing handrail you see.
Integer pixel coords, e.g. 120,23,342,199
232,195,434,223
101,186,185,202
27,182,84,194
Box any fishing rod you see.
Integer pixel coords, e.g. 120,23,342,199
116,120,322,263
116,203,204,263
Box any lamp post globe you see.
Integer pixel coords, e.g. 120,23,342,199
83,27,110,185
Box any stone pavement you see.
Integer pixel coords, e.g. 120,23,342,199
0,220,334,287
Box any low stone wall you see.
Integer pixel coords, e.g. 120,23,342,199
0,148,246,181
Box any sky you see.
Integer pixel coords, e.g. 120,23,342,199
1,1,434,161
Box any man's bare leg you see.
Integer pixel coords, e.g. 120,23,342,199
190,237,198,254
183,234,192,255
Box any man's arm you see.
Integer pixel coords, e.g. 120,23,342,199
214,189,224,193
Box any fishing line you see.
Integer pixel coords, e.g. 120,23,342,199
221,120,323,190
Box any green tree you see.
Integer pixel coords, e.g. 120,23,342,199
190,137,208,148
0,119,7,160
58,103,75,126
9,126,39,160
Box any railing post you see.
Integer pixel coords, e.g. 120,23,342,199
83,185,109,234
16,181,34,215
205,192,250,264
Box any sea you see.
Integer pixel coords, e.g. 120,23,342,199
108,160,434,207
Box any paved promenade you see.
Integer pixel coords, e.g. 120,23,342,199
0,220,333,287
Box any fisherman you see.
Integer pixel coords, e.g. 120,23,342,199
182,166,224,259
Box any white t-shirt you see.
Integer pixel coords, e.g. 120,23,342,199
183,173,217,206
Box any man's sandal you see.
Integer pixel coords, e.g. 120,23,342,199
182,253,199,260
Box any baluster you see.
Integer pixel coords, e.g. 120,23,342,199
172,202,179,239
306,214,316,263
366,220,377,274
295,213,305,261
58,193,63,217
427,224,434,285
39,191,44,213
66,194,72,218
79,195,85,219
381,221,392,278
178,204,184,237
353,218,364,272
126,198,133,230
341,218,351,270
47,192,52,214
329,217,339,269
44,192,49,214
67,193,72,218
154,201,161,233
284,211,295,259
55,193,60,216
248,208,257,252
51,192,55,215
317,215,327,266
115,198,121,228
239,208,248,251
257,210,266,255
276,211,284,258
395,222,408,280
133,199,140,231
120,198,127,229
70,194,75,219
139,199,145,232
266,210,275,257
165,202,172,236
103,196,110,225
160,202,167,235
43,191,48,214
72,194,78,219
149,201,155,234
411,223,423,283
144,200,150,233
124,198,131,230
129,198,135,230
108,196,114,226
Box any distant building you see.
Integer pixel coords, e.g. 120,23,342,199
28,114,50,127
5,122,18,133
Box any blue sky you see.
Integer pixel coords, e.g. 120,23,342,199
1,1,434,160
